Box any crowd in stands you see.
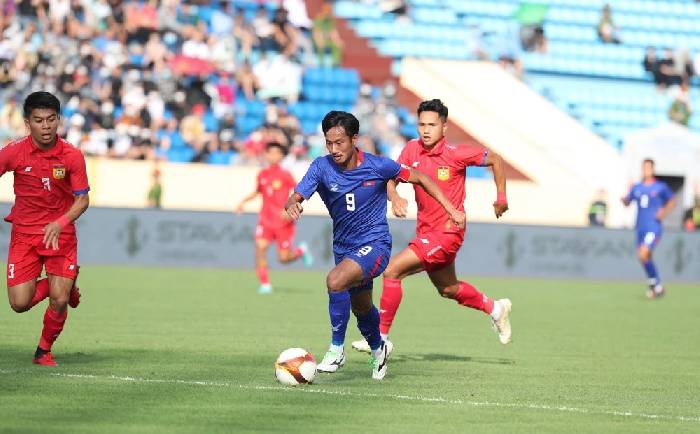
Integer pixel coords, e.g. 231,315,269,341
0,0,415,166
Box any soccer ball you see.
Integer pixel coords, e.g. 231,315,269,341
275,348,316,386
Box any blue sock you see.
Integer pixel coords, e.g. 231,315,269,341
328,291,350,347
642,260,660,286
356,305,382,351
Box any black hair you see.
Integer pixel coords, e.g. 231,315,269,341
266,141,288,156
417,99,448,121
418,99,447,122
321,111,360,137
23,91,61,119
643,158,655,166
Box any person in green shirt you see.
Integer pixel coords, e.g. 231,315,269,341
684,195,700,231
147,168,162,209
312,3,344,67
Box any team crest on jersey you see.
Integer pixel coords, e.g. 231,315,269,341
52,165,66,179
437,166,450,181
272,179,282,190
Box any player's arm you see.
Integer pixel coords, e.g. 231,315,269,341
43,193,89,250
621,183,633,206
386,179,408,218
388,146,411,218
284,192,305,221
285,161,320,221
235,190,259,214
405,169,466,229
44,151,91,250
656,189,677,221
482,152,508,218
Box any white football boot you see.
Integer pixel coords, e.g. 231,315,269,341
491,299,512,344
370,341,389,380
316,348,345,373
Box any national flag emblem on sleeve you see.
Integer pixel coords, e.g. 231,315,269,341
52,165,66,179
437,166,450,181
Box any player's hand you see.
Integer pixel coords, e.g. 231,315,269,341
493,201,509,218
234,203,244,214
43,222,62,250
391,196,408,218
281,209,292,221
449,209,466,229
656,209,666,220
286,202,303,221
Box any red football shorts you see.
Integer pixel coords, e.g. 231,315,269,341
6,231,79,286
255,222,296,251
408,231,464,273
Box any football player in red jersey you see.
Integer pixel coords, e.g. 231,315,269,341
236,142,312,293
353,99,512,355
1,91,90,366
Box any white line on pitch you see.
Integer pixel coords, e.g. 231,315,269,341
1,369,699,423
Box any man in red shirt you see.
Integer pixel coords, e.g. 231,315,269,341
2,91,90,366
236,142,312,293
353,99,512,354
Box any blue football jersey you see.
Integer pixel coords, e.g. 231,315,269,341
295,151,407,254
625,180,674,230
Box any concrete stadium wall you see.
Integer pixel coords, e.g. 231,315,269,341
0,204,697,283
400,59,630,227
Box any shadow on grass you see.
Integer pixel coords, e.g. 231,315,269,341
391,353,515,365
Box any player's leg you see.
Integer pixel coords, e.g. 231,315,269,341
638,231,664,298
35,233,81,366
428,263,512,344
333,244,390,379
318,257,366,373
6,235,47,313
351,244,424,354
254,235,273,294
379,247,424,339
33,274,73,366
350,287,389,380
276,224,313,267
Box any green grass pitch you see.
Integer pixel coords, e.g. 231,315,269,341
1,266,699,433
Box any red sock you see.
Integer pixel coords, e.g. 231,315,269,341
39,307,68,351
379,278,403,335
454,281,494,314
256,265,270,285
30,278,50,308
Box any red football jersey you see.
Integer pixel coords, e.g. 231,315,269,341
0,136,90,235
397,138,487,235
257,164,296,227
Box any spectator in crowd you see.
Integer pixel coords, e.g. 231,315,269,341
668,83,692,126
683,195,700,231
587,189,608,227
675,49,695,86
272,8,299,58
0,98,24,139
0,1,422,170
381,0,409,21
232,10,257,60
147,168,163,208
642,47,662,87
597,4,621,44
520,23,547,53
312,3,344,67
252,5,277,53
658,48,683,88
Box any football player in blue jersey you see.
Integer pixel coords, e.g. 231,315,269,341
285,111,464,380
622,158,676,298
